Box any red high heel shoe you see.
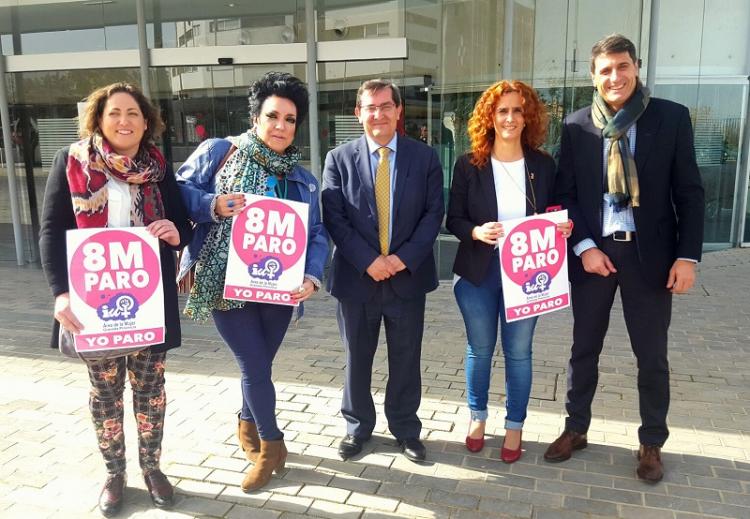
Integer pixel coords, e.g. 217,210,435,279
465,435,484,453
501,431,522,463
465,421,485,453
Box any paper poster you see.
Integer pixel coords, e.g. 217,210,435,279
499,211,570,322
224,194,309,306
66,227,165,352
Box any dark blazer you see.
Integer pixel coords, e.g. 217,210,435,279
554,98,705,288
446,148,557,286
39,147,193,352
322,135,445,302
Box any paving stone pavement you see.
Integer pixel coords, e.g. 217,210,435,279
0,248,748,519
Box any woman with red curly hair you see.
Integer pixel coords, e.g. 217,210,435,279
446,80,572,463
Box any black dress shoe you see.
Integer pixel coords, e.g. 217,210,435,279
338,434,366,460
144,469,174,509
398,438,426,462
98,472,126,517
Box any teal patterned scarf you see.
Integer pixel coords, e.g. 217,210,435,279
184,129,301,321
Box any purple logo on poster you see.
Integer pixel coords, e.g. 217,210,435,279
523,271,551,294
97,293,140,321
248,256,283,281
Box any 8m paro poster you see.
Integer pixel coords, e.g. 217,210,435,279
224,194,309,307
498,211,570,322
66,227,165,353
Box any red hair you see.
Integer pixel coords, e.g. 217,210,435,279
467,80,549,167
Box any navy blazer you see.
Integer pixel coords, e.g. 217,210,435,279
446,148,557,286
554,97,705,288
322,135,445,302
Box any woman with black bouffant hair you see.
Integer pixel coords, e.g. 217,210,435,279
176,71,328,492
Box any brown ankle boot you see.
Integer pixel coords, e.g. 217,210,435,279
237,415,260,462
241,438,287,492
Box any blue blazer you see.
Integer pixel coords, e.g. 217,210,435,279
175,138,329,286
322,135,445,302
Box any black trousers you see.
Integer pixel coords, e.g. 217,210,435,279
565,237,672,446
337,282,426,440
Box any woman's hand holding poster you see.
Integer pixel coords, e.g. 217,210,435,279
498,211,570,322
66,228,165,352
224,194,309,306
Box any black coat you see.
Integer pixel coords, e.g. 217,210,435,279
446,147,557,286
39,146,193,352
554,98,705,288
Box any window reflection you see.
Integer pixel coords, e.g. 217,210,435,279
0,1,139,55
2,68,142,262
0,0,747,262
317,1,402,42
146,0,304,48
655,83,746,244
150,64,307,169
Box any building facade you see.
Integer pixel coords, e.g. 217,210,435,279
1,0,749,276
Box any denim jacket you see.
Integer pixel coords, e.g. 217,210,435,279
175,138,329,287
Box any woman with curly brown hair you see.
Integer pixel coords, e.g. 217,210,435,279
39,82,192,515
446,80,572,463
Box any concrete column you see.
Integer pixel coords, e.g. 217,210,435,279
646,0,659,92
502,0,514,78
0,51,26,265
305,0,321,180
739,24,750,244
137,0,151,98
734,79,750,245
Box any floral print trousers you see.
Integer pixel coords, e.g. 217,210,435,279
86,349,167,475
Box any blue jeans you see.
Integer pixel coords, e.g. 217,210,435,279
212,303,293,440
454,258,538,430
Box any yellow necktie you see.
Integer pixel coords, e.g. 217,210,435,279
375,147,390,255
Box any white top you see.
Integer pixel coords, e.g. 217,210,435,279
491,156,527,222
453,156,528,288
106,178,132,228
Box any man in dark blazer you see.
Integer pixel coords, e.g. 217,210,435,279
322,79,444,462
545,34,704,482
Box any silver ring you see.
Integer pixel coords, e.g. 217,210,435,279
298,286,305,293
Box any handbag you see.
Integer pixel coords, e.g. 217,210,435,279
58,323,148,362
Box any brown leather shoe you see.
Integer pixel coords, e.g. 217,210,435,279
144,470,174,509
98,472,126,517
543,430,588,462
637,444,664,483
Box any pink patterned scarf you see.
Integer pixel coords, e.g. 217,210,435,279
66,133,166,229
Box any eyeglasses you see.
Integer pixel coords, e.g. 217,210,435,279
360,102,397,114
